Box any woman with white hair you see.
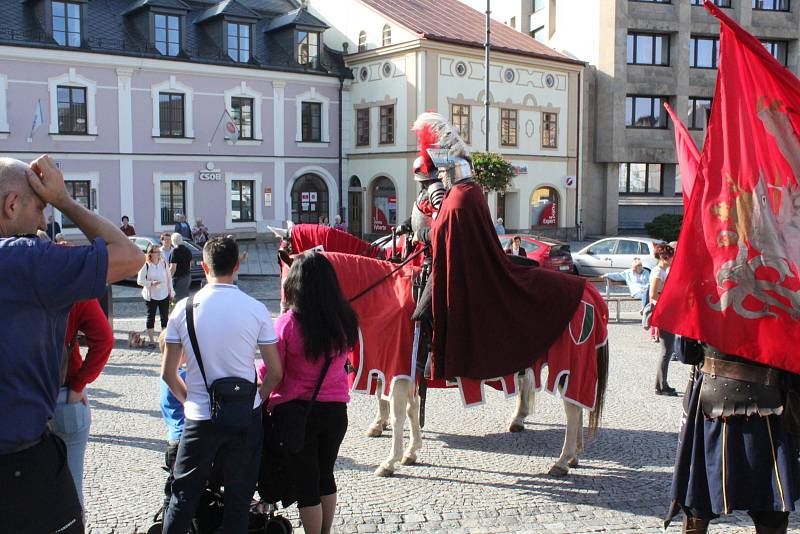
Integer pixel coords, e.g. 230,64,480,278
169,232,193,302
602,257,651,308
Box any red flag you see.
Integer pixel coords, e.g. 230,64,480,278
652,0,800,374
663,102,701,204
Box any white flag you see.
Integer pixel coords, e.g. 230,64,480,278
223,109,239,144
28,99,43,142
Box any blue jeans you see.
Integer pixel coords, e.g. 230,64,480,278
52,387,92,507
163,409,262,534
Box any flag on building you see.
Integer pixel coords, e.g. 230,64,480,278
663,102,701,205
28,99,44,142
223,109,239,144
652,0,800,374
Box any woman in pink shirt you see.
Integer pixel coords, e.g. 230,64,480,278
259,252,358,534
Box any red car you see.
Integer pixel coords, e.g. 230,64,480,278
499,234,575,273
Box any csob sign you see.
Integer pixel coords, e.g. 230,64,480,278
199,171,222,181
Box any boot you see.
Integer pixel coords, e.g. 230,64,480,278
751,511,789,534
682,515,710,534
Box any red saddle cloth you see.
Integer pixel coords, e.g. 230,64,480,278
430,182,586,381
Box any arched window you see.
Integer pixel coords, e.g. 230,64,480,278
382,24,391,47
358,31,367,52
349,175,362,189
291,173,329,224
530,186,559,227
370,176,396,233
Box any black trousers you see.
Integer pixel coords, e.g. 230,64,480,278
656,330,675,390
0,432,83,534
146,297,170,330
287,402,348,508
163,409,262,534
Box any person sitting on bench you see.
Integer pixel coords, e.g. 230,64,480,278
602,258,650,308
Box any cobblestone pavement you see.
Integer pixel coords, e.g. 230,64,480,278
85,279,799,533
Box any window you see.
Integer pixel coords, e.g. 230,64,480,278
230,97,253,139
356,108,370,146
382,24,391,46
509,16,516,27
587,240,616,255
160,180,185,226
227,23,251,63
379,105,394,144
626,33,670,65
617,240,640,255
500,108,518,146
631,0,670,3
625,96,668,128
762,39,788,65
158,93,184,137
690,36,720,68
231,180,254,222
52,1,81,47
62,180,90,228
56,86,86,134
297,31,319,66
618,163,663,194
688,97,712,130
301,102,322,142
531,25,545,41
358,31,367,52
542,112,558,148
753,0,790,10
692,0,730,5
451,104,471,144
155,14,180,56
371,177,397,232
533,0,546,11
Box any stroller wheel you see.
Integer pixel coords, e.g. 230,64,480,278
264,514,293,534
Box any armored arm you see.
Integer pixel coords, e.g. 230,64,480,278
427,181,445,212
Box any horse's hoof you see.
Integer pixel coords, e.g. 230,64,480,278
548,464,569,477
400,454,417,465
567,457,579,468
374,465,394,477
507,422,525,433
365,425,383,438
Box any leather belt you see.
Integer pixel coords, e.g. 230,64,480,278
701,357,781,387
1,436,43,456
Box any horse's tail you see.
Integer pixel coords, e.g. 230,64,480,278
587,340,609,438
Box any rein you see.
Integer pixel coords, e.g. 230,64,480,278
349,245,428,303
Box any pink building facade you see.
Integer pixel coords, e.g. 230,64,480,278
0,43,345,238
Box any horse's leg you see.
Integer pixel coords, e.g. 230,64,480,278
572,409,585,466
374,380,409,477
401,382,422,465
366,378,390,438
548,400,582,477
508,372,534,432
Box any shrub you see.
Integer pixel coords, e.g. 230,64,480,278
645,213,683,242
472,152,514,193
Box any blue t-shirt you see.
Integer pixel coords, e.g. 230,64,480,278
159,369,186,441
0,236,108,453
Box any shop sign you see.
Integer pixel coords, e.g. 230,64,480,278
199,170,222,181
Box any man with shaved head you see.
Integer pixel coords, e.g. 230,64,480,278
0,155,143,532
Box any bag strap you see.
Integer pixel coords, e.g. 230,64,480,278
306,356,334,415
185,295,210,393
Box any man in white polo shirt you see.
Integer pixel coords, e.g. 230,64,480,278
161,236,283,533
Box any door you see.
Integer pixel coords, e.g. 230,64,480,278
613,239,641,270
579,239,617,275
348,190,363,238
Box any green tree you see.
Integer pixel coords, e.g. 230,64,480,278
471,152,515,194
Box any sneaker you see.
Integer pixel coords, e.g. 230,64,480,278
655,387,678,397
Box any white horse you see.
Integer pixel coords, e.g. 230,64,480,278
364,353,606,478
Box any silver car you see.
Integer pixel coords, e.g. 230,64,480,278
571,237,664,276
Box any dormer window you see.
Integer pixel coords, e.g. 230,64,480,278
155,14,181,56
52,1,82,47
382,25,391,47
358,31,367,52
227,22,251,63
297,31,319,66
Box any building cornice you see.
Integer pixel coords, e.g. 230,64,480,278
0,45,343,86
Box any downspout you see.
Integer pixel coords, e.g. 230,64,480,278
338,76,344,221
575,69,582,241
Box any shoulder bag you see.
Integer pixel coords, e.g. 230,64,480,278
271,355,333,454
186,294,258,428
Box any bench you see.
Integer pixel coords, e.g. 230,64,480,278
587,277,643,323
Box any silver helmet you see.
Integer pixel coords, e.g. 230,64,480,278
412,155,437,182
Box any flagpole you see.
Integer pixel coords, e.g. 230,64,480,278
484,0,491,153
208,108,227,149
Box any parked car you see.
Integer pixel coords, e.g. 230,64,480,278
571,237,665,276
498,235,574,272
128,235,205,284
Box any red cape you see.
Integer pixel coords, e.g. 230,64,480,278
430,182,586,381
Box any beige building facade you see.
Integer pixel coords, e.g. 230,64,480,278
307,0,584,239
472,0,800,234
